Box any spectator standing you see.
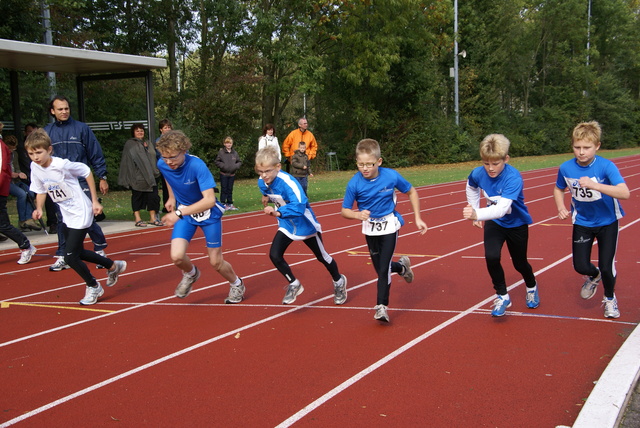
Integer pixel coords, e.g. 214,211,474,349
282,118,318,170
0,124,37,264
155,119,173,213
214,136,242,210
290,141,311,194
258,124,281,161
118,124,162,227
43,95,109,271
4,135,40,231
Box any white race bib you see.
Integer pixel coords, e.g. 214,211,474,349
178,204,211,222
568,178,602,202
362,213,401,236
47,182,73,203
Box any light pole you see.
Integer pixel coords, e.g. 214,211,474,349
454,0,460,126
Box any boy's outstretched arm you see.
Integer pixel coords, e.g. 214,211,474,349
406,187,427,234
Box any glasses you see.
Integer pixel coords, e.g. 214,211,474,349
256,168,276,176
356,162,377,169
161,152,183,161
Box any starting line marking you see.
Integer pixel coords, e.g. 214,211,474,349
0,302,115,314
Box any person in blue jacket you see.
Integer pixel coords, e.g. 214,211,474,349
463,134,539,317
553,121,630,318
255,146,347,305
44,95,109,271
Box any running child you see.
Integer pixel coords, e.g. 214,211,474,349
462,134,539,317
553,121,630,318
341,139,427,323
158,130,245,303
26,129,126,305
255,146,347,305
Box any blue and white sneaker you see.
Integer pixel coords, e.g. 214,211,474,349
602,295,620,318
491,295,512,317
526,286,540,309
581,269,601,300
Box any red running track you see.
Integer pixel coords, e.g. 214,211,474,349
1,155,639,427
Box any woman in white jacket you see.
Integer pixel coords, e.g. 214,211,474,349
258,123,281,161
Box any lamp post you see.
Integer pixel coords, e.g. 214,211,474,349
454,0,460,126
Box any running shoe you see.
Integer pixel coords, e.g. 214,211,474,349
581,269,601,300
80,283,104,305
17,245,37,265
603,296,620,318
398,255,414,283
49,256,70,271
526,286,540,309
106,260,127,287
225,279,245,304
282,282,304,304
96,250,107,269
374,304,389,322
491,295,512,317
333,274,348,305
175,267,200,298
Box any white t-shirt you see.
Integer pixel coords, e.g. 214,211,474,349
30,156,94,229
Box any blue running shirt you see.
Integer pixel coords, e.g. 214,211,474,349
342,167,412,227
467,163,532,228
555,156,625,227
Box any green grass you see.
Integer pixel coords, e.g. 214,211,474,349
7,147,640,223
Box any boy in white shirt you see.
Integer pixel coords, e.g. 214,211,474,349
26,129,127,305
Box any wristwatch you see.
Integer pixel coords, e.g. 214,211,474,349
100,176,107,180
174,209,183,219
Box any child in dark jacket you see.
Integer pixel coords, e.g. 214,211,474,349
214,136,242,210
290,141,311,194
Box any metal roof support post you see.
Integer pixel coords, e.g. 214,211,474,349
146,70,156,143
76,75,86,122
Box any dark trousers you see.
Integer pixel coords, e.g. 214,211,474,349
158,174,169,212
0,195,31,250
269,230,341,284
294,176,308,194
366,231,403,306
219,174,236,205
484,220,536,296
572,221,619,298
55,180,107,257
64,227,113,286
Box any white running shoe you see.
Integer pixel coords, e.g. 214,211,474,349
224,279,245,304
603,296,620,318
282,282,304,304
106,260,127,287
374,304,390,322
17,245,37,265
398,256,414,283
80,283,104,305
49,256,70,271
175,267,201,298
333,275,347,305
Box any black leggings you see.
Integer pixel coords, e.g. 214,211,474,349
365,232,404,306
64,227,114,287
484,221,536,296
269,231,341,284
572,221,619,298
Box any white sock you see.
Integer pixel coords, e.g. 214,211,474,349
498,293,510,300
290,279,300,286
187,266,197,277
231,277,242,287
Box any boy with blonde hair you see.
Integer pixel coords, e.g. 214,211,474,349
255,146,347,305
341,139,427,323
157,130,245,303
26,129,126,305
463,134,538,317
553,121,630,318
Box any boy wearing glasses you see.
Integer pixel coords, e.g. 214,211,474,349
158,130,245,303
341,139,427,322
255,146,347,305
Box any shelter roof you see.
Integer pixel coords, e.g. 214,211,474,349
0,38,166,74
